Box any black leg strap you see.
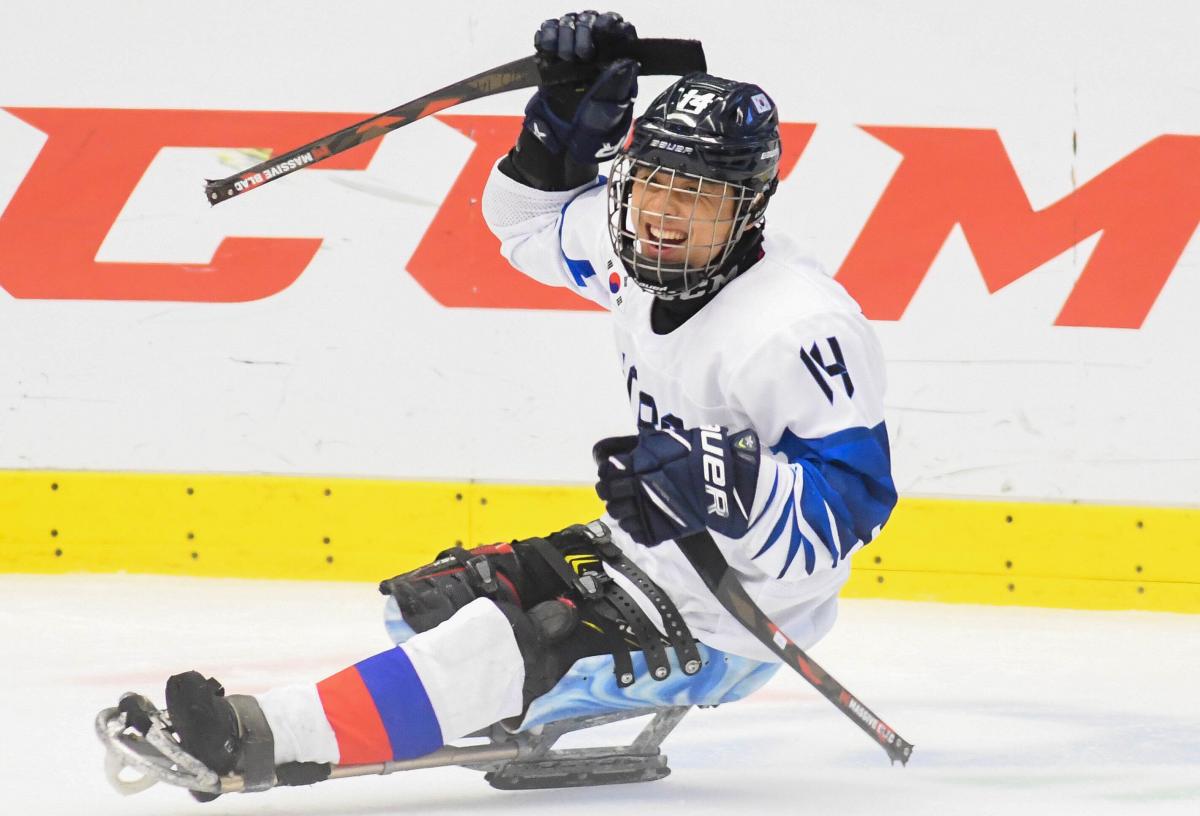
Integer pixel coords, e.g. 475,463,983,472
524,536,673,686
596,583,673,681
582,605,638,688
590,528,703,676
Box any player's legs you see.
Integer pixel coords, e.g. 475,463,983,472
166,522,777,779
165,592,566,790
262,595,544,765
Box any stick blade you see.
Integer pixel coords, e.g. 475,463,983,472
203,180,227,207
632,38,707,76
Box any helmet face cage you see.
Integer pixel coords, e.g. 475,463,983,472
607,153,763,300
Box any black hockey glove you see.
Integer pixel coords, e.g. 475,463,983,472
524,11,639,164
594,425,762,547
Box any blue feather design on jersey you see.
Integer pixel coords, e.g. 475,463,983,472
771,422,896,558
745,469,779,534
778,504,816,578
798,471,838,566
752,486,795,560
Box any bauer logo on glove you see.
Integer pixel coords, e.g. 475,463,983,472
593,425,761,546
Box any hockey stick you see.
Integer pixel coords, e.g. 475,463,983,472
676,530,915,765
204,38,706,205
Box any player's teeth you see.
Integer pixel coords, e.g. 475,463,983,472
649,224,686,241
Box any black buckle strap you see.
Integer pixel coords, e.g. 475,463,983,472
436,546,503,597
465,555,501,596
527,535,672,686
527,538,605,600
597,583,672,682
584,522,703,676
585,608,637,688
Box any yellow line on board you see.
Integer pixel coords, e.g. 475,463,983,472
0,470,1196,613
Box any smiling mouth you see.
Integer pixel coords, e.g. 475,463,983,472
638,223,688,259
646,223,687,244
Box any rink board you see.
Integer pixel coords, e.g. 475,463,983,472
1,2,1199,626
1,469,1196,613
2,2,1200,512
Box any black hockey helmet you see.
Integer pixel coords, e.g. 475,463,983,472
607,73,781,299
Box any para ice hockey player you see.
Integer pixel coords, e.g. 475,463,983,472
146,10,896,798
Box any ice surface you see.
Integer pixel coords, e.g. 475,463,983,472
3,574,1198,815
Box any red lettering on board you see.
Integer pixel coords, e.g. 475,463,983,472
0,107,382,302
0,107,1194,330
836,127,1200,328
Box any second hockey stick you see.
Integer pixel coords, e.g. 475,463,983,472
204,38,706,205
676,530,915,765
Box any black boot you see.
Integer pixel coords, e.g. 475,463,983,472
165,670,278,801
165,672,241,776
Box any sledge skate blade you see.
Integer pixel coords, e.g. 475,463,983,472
485,752,671,789
95,695,222,796
481,706,690,790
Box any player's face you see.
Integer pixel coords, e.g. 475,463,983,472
630,167,738,268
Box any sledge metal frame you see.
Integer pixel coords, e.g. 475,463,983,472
96,693,692,797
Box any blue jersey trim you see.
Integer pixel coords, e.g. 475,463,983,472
745,469,780,534
798,473,838,567
753,487,795,561
778,508,816,578
770,422,896,557
558,176,607,288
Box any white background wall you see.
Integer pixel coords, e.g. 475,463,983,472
1,1,1197,504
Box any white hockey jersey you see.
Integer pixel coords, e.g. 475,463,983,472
482,166,896,662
